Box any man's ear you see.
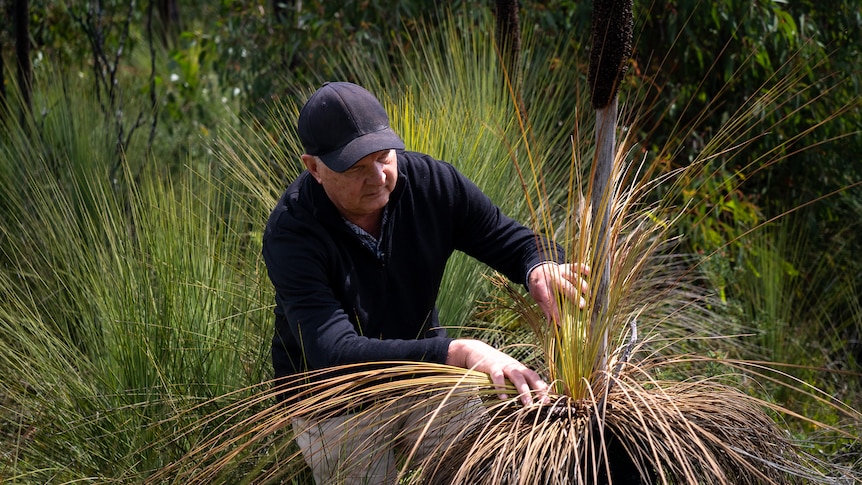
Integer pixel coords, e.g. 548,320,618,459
301,154,322,183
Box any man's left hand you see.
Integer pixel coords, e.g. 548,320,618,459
527,262,590,323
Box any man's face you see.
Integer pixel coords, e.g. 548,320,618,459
305,149,398,224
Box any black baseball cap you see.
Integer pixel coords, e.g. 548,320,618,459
297,82,405,172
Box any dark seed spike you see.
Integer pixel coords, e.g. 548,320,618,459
588,0,634,109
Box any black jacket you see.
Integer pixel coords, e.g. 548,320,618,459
262,150,564,381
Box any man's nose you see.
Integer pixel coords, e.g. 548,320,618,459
369,163,387,184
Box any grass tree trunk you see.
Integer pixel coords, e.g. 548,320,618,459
494,0,521,83
156,0,180,43
1,44,6,116
494,0,527,123
588,0,632,386
590,97,615,375
14,0,32,125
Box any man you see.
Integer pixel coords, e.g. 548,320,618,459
263,81,588,484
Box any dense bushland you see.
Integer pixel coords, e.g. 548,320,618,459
1,1,860,482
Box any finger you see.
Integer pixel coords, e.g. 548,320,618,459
521,369,551,406
489,368,508,401
538,298,560,325
558,270,591,306
560,265,591,294
526,373,550,405
568,262,591,276
574,274,591,298
532,378,551,404
568,278,590,308
545,307,557,325
506,370,534,406
554,277,581,301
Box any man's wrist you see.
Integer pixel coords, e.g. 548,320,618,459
446,339,465,367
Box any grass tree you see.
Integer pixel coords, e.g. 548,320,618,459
585,0,634,399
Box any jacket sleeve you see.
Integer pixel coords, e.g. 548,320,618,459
445,163,565,285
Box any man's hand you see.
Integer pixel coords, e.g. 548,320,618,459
446,339,548,406
528,262,590,324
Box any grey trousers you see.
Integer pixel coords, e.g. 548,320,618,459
291,394,485,485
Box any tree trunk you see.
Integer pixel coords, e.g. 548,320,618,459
13,0,32,122
1,43,6,117
494,0,527,128
494,0,521,82
589,96,615,377
156,0,180,42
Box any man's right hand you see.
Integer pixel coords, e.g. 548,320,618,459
446,339,549,406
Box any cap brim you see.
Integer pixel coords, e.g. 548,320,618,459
318,127,405,172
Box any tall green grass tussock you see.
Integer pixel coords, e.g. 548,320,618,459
0,69,272,481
